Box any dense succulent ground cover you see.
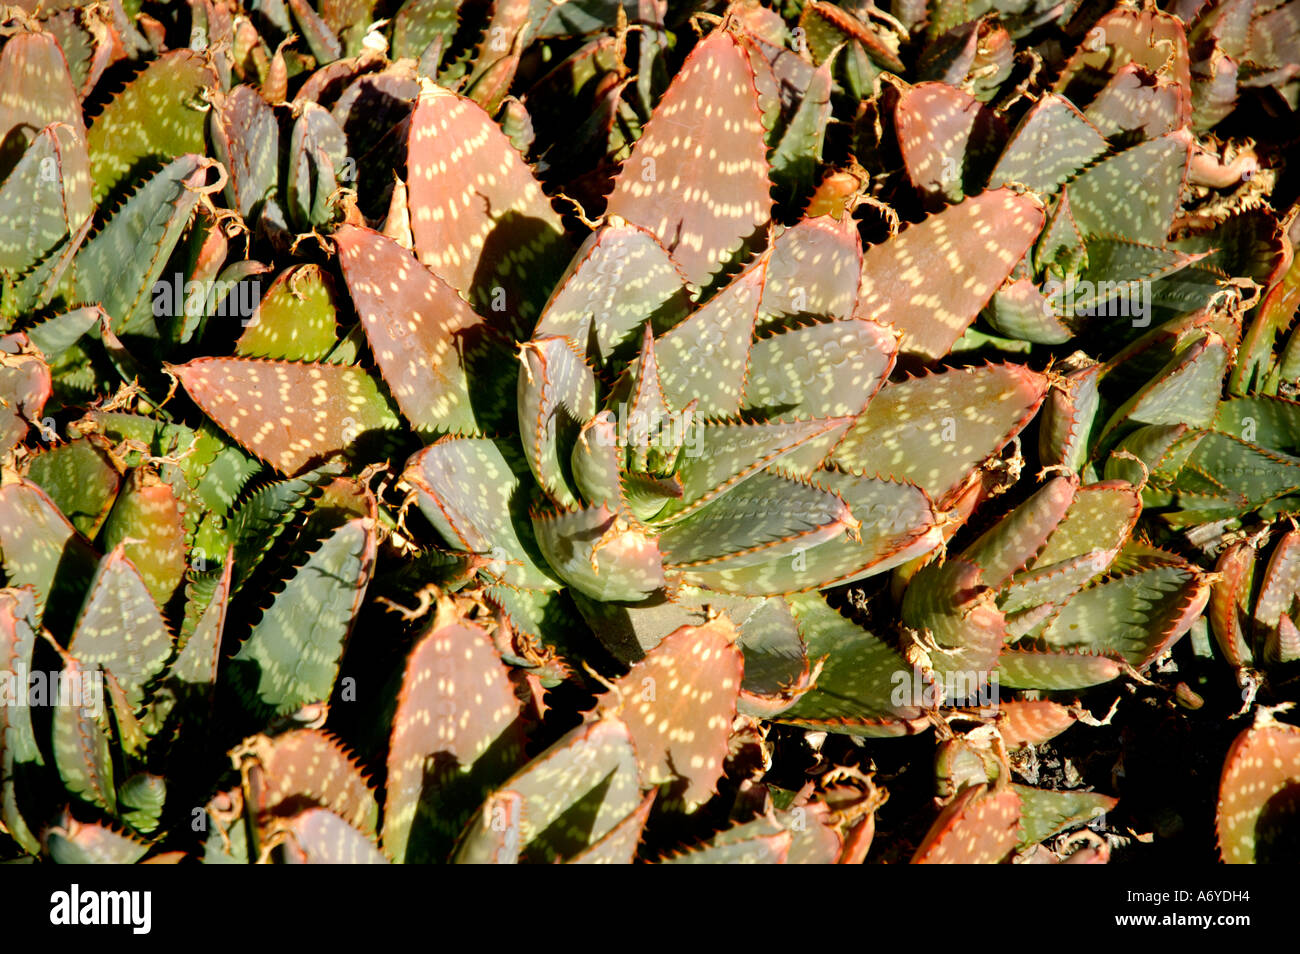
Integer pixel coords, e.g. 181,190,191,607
0,0,1297,865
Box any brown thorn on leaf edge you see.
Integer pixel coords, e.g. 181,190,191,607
553,192,603,231
582,660,624,713
997,48,1044,114
377,583,442,622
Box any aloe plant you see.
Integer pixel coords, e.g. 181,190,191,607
0,0,1297,867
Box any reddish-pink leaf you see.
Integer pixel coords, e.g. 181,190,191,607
383,599,521,863
598,616,743,810
234,728,378,836
912,784,1021,863
606,29,772,289
1209,541,1256,669
0,31,87,158
895,82,1002,205
996,700,1079,749
568,792,656,864
336,224,498,435
1217,717,1300,863
405,83,568,336
100,469,187,608
856,188,1044,360
170,357,399,474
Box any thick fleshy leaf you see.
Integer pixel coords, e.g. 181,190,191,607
457,717,642,863
651,257,767,419
99,471,187,609
1085,62,1187,138
658,814,791,864
832,364,1047,503
4,215,92,319
405,437,558,590
211,84,279,219
1217,718,1300,864
24,438,121,539
1039,564,1209,668
0,32,86,170
1015,785,1117,849
0,123,92,275
229,517,376,717
287,0,342,63
286,102,348,229
1056,6,1191,102
759,214,862,329
1035,187,1086,277
1209,540,1256,669
799,0,904,71
226,471,329,595
171,358,400,475
0,478,96,620
694,471,939,594
168,553,232,698
1255,528,1300,652
534,221,689,366
770,55,833,205
1069,133,1189,245
962,476,1076,588
1068,238,1207,318
660,470,857,572
1215,395,1300,453
912,784,1021,863
235,728,377,835
597,617,742,809
902,558,1006,694
700,592,812,715
0,335,51,456
777,593,927,734
44,813,149,864
856,190,1044,360
0,588,43,854
274,808,388,864
73,154,221,339
383,601,521,863
983,279,1072,345
897,82,1002,204
532,502,666,602
570,411,627,512
391,0,460,60
452,790,523,864
1039,360,1102,472
86,50,216,205
68,546,173,711
996,646,1126,690
606,29,772,289
235,264,339,362
50,650,114,813
1097,333,1229,451
660,416,849,522
743,318,894,422
1027,481,1142,572
989,94,1108,193
997,700,1079,749
518,336,597,507
337,225,509,435
406,83,568,336
568,792,655,864
1170,431,1300,518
